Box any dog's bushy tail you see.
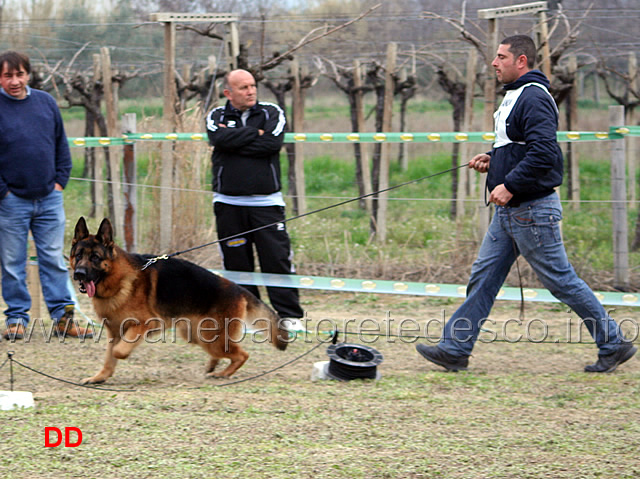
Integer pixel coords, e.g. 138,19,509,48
245,295,289,351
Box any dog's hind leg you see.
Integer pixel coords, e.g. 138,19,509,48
205,358,219,374
204,342,249,378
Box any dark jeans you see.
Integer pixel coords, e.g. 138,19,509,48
439,192,623,357
214,202,303,319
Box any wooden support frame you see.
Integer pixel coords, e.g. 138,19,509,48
149,12,239,81
610,105,629,290
150,12,238,250
375,42,397,242
477,1,548,19
353,60,373,215
290,58,306,215
101,47,124,240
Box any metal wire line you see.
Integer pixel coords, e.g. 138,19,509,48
194,333,334,389
3,326,632,395
0,355,8,372
143,161,472,267
1,333,334,392
1,328,617,393
4,353,136,392
334,329,611,345
68,176,640,205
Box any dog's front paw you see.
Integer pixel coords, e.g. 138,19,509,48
80,375,107,385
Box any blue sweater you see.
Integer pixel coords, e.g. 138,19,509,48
0,88,72,200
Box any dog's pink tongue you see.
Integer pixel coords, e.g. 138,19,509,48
86,281,96,298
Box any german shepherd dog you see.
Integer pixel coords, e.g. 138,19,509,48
70,217,288,384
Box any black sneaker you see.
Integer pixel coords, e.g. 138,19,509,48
584,342,637,373
416,344,469,371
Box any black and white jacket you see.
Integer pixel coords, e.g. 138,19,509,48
206,100,286,196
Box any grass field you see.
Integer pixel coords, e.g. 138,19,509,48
1,293,638,478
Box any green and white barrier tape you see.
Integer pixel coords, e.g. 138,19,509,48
212,270,640,308
68,126,637,147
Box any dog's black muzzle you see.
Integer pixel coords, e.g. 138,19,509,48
73,267,88,282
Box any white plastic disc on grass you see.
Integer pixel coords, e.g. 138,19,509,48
0,391,35,410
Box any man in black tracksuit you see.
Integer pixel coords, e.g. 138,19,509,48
205,69,304,324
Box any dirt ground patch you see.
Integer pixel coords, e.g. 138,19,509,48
1,291,639,478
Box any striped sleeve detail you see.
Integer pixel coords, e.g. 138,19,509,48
260,102,286,136
206,106,225,132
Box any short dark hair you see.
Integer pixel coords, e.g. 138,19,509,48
501,35,537,69
0,51,31,75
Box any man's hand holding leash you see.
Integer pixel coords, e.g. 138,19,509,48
469,153,513,206
469,153,490,173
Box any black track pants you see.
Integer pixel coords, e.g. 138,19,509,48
214,202,303,319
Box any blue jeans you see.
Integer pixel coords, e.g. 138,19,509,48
0,189,73,327
439,192,623,357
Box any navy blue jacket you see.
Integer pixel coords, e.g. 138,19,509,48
487,70,564,206
0,89,72,200
206,100,286,196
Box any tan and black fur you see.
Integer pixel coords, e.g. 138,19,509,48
70,217,288,384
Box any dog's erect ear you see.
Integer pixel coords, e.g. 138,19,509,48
72,217,90,246
96,218,115,248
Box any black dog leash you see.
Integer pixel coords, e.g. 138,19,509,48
142,162,471,269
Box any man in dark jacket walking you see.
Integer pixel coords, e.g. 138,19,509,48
416,35,636,373
206,69,304,330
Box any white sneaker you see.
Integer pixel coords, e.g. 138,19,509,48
280,318,306,332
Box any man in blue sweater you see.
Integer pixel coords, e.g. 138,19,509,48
0,51,91,340
415,35,636,373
